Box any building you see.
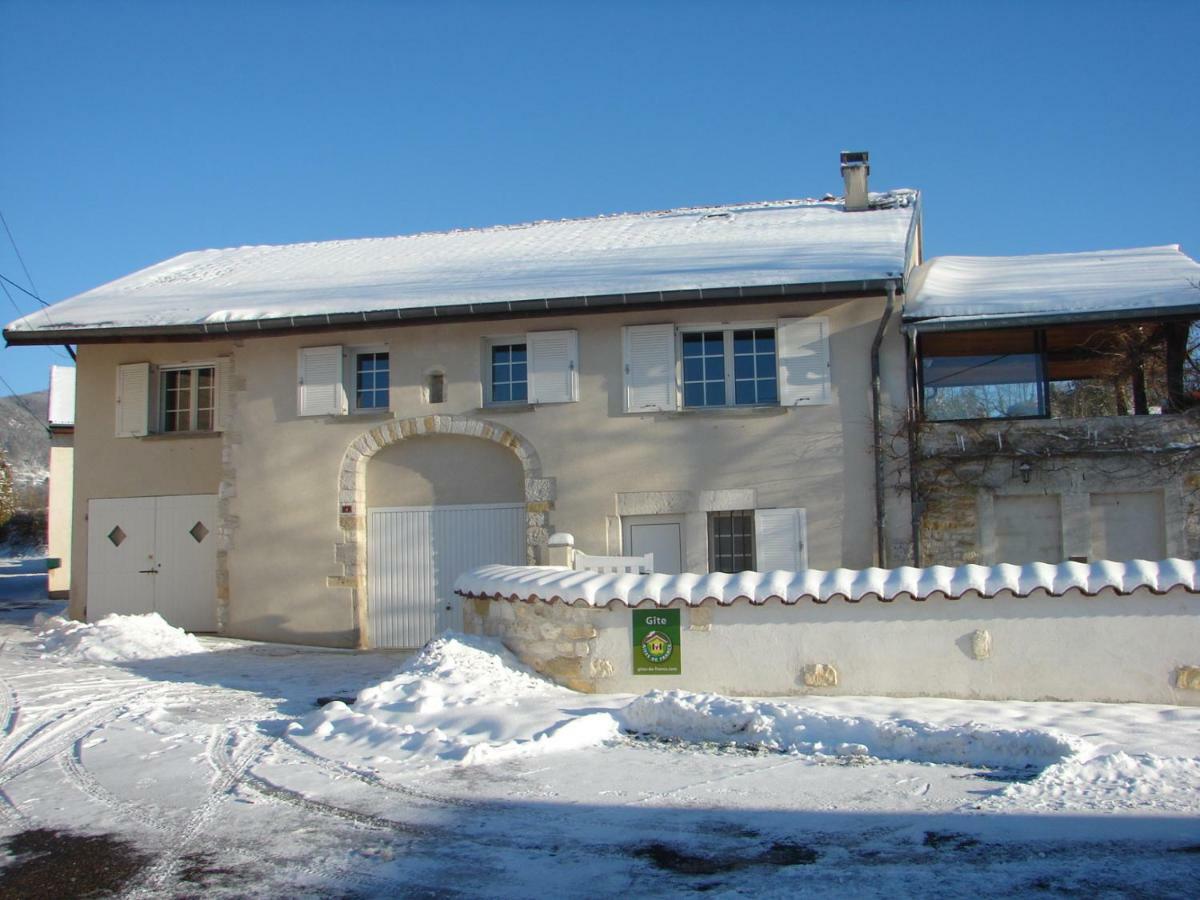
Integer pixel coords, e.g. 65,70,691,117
4,155,922,648
46,364,75,598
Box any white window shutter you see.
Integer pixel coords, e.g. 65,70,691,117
298,346,346,416
777,316,831,406
115,362,151,438
622,324,678,412
528,330,578,404
216,356,233,431
754,508,807,571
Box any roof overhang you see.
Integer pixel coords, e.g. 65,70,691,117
5,277,901,346
904,303,1200,334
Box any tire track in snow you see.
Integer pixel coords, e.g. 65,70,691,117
56,737,177,833
0,676,19,737
121,724,279,897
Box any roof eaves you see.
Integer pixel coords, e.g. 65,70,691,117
904,303,1200,333
4,276,902,345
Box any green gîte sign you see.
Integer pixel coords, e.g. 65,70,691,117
632,608,681,675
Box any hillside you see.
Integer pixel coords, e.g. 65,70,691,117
0,390,49,507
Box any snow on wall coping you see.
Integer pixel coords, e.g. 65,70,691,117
6,192,917,335
454,559,1200,607
904,245,1200,323
48,365,75,427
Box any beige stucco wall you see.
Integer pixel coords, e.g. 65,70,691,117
47,435,73,597
368,435,524,508
463,587,1200,705
69,295,908,645
69,342,230,621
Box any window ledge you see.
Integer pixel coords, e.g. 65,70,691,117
477,404,537,414
141,430,222,441
664,405,788,419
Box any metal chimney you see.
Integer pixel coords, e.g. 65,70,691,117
840,150,870,212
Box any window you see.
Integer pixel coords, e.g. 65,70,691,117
161,365,216,432
708,510,756,573
920,320,1199,421
426,371,445,404
354,351,389,410
489,342,528,403
682,328,777,408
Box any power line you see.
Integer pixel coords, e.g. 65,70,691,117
0,209,42,303
0,372,49,435
0,272,45,306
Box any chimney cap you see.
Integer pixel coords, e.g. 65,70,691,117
840,150,870,173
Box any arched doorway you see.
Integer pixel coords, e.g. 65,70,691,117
334,415,555,648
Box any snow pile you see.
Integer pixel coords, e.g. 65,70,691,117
987,752,1200,813
36,612,206,662
290,634,619,767
905,245,1200,323
620,691,1082,769
455,557,1200,607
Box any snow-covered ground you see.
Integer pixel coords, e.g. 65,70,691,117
1,565,1198,897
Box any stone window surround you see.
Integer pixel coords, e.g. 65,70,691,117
330,414,555,648
606,489,757,574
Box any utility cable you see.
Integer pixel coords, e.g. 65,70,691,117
0,209,42,303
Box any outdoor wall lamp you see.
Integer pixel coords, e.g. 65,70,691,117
1018,461,1033,484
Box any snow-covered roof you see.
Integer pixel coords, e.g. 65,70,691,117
454,558,1200,607
48,365,75,428
905,245,1200,327
4,192,918,342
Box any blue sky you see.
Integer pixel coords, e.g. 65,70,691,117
1,0,1197,395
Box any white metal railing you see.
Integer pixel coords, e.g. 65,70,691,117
573,551,655,575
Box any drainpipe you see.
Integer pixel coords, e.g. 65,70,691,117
871,280,897,567
906,328,922,566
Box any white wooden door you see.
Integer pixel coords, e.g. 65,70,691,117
154,495,219,631
87,494,218,631
368,503,525,649
88,498,157,618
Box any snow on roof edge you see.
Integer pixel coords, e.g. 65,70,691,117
454,558,1200,608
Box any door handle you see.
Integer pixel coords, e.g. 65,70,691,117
138,568,159,575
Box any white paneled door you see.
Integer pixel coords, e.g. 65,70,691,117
87,495,218,632
368,503,525,649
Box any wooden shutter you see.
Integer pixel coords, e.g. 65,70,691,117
115,362,151,437
297,346,346,416
622,324,678,412
777,317,831,406
528,330,578,403
754,507,807,571
216,356,233,431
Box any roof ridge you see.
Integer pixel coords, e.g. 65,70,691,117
191,189,918,256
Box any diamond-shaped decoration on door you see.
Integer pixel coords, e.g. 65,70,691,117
107,526,126,548
189,521,209,544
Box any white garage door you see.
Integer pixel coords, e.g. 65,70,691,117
87,495,219,632
367,503,525,649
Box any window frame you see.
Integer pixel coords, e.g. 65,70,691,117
484,335,530,406
158,362,218,434
345,345,390,414
707,509,757,573
678,322,779,410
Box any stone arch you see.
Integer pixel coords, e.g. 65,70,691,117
332,414,555,648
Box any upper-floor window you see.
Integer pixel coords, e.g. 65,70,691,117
681,327,778,409
919,320,1198,421
161,365,216,432
623,318,827,414
354,351,389,410
489,342,528,403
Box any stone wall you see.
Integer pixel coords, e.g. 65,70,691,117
914,414,1200,566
